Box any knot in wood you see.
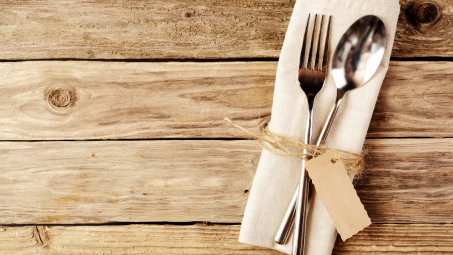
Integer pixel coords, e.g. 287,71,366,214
415,2,440,24
48,88,73,107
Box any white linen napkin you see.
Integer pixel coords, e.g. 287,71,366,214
238,0,400,254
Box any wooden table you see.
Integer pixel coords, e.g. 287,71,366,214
0,0,452,254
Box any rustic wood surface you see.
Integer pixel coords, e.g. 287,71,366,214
395,0,453,58
0,224,451,254
1,0,452,253
0,0,452,59
0,225,280,255
0,138,451,224
359,138,453,223
0,140,261,224
1,61,452,140
370,61,453,138
0,61,274,140
333,224,453,254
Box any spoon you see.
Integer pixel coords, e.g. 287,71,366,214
274,15,386,246
319,15,386,145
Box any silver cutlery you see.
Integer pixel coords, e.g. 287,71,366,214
275,15,387,250
291,14,331,255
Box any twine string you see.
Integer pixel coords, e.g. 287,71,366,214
225,118,366,176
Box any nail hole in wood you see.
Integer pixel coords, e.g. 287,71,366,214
184,10,195,18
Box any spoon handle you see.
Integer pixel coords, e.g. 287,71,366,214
274,98,343,245
317,98,343,146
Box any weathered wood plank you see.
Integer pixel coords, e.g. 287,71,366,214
0,140,261,224
0,61,274,140
394,0,453,58
0,224,451,254
0,61,451,140
358,138,453,224
0,0,451,59
0,225,281,255
0,0,292,60
0,138,452,224
369,61,453,138
333,224,453,254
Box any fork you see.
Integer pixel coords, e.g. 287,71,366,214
289,14,331,255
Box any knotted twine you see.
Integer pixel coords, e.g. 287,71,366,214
225,118,367,177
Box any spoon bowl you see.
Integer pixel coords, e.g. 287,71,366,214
316,15,386,144
331,15,386,99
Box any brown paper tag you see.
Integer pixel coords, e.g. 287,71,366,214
305,149,371,241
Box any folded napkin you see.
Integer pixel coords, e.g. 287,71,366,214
239,0,400,254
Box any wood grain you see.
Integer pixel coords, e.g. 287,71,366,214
0,61,274,140
0,0,452,59
394,0,453,58
0,0,292,60
0,224,282,255
369,61,453,138
0,224,451,254
0,138,452,224
359,138,453,224
0,140,261,224
333,224,453,254
0,61,452,140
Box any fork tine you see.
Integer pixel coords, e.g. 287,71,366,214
320,16,332,72
315,15,325,71
300,14,311,71
307,14,318,71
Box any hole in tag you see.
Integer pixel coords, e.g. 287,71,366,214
331,158,337,164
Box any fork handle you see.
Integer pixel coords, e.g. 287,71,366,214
274,182,299,244
275,98,343,246
292,106,314,255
